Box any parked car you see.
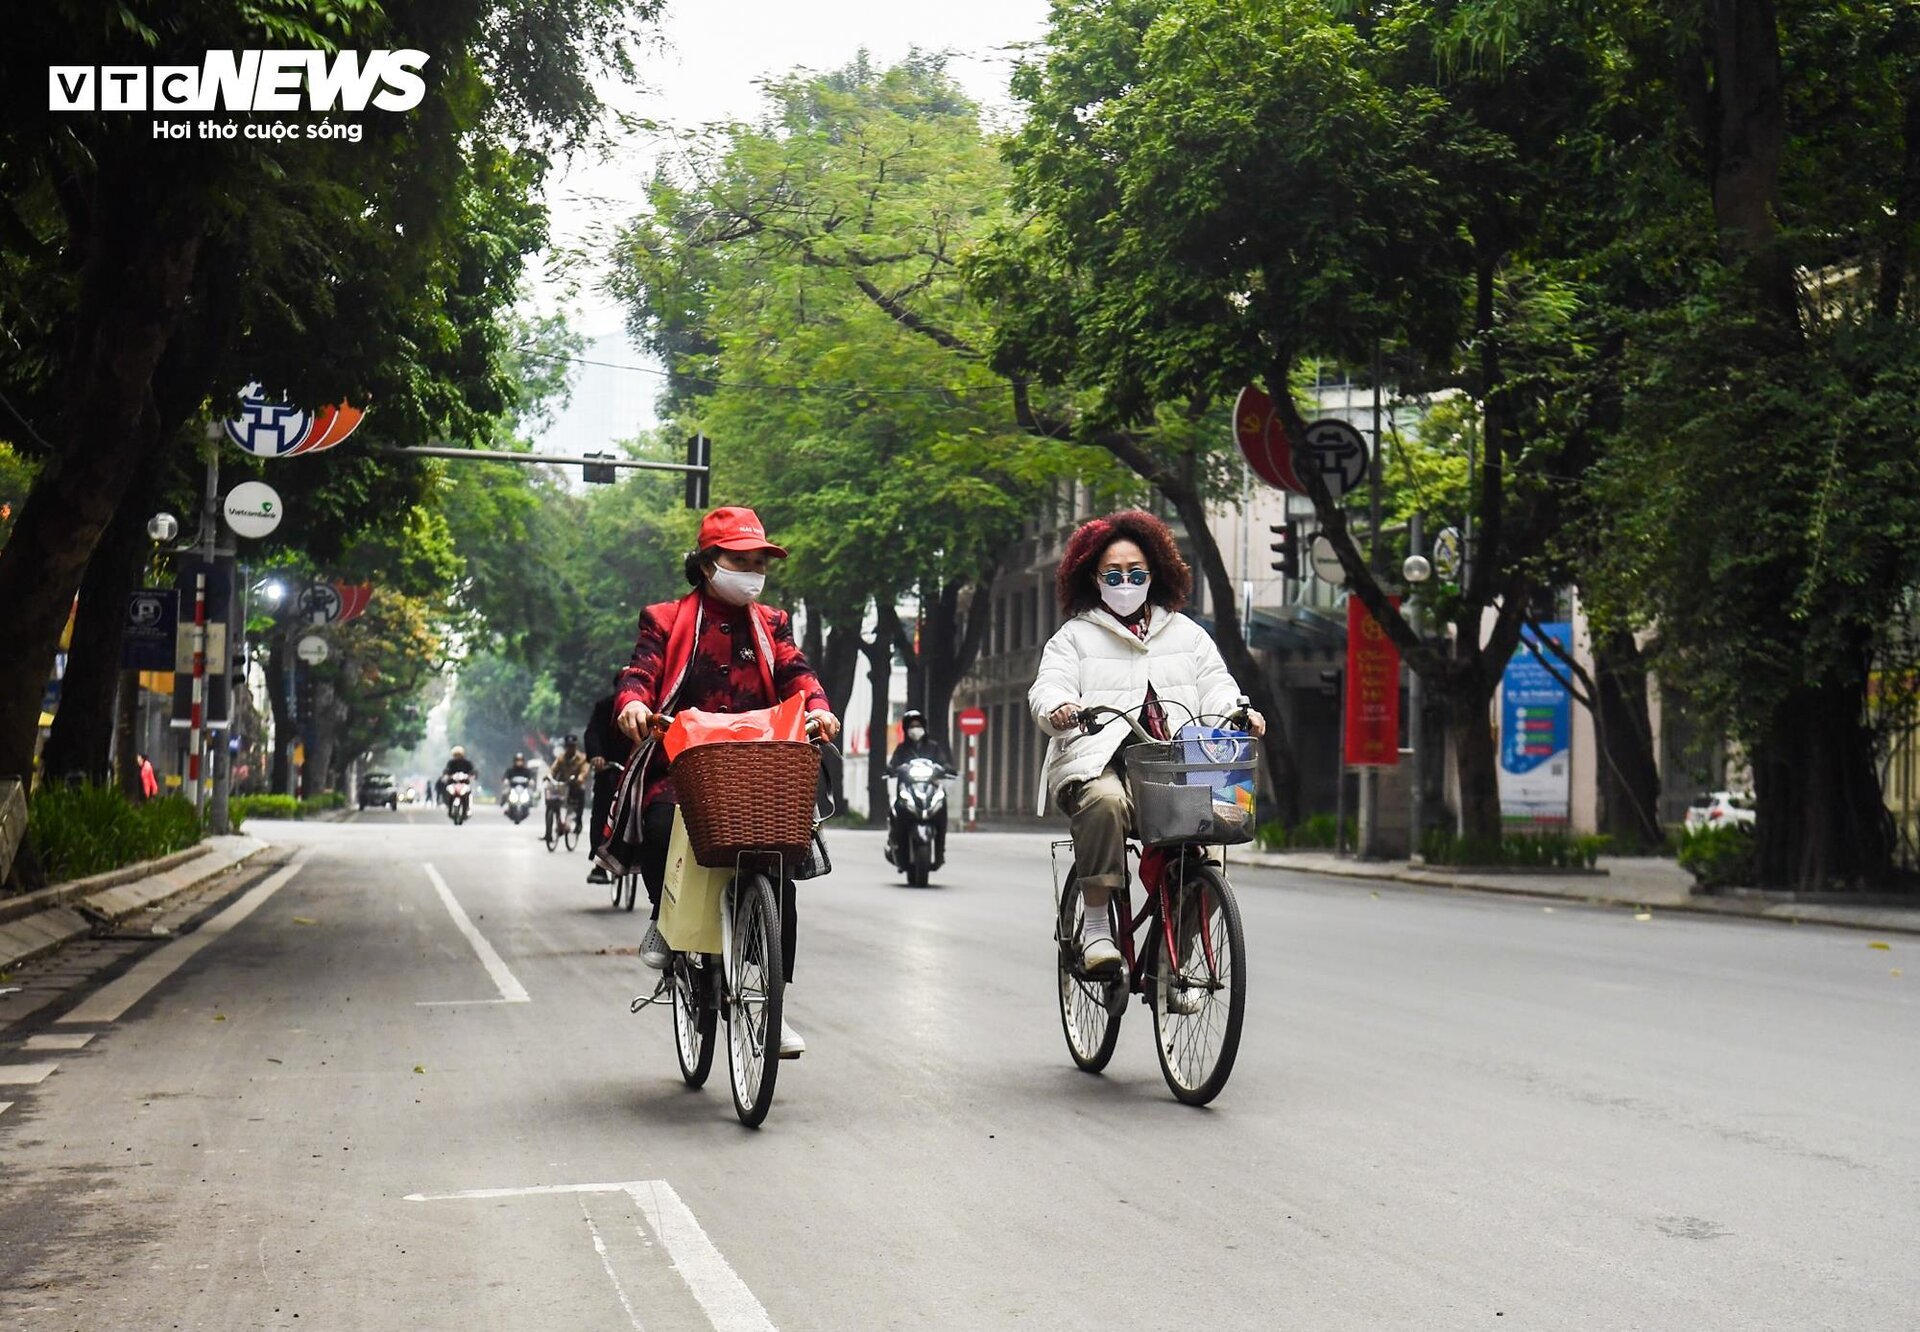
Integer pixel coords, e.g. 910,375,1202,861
358,771,399,810
1684,790,1755,833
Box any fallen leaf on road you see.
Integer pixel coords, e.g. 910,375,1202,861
413,1065,426,1074
1370,891,1379,899
1542,907,1556,914
293,917,318,926
1892,969,1903,977
1633,912,1653,921
1868,941,1891,951
213,1014,227,1021
266,1057,283,1064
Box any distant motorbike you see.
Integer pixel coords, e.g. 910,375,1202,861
886,757,949,887
445,772,474,826
503,774,534,825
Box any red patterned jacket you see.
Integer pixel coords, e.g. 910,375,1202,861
614,590,830,808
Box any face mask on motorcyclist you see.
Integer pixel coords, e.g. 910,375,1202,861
1098,574,1151,617
707,565,766,606
906,725,926,741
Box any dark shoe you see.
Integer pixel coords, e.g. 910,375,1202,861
587,866,611,884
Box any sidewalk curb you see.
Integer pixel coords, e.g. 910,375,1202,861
0,843,213,925
1236,853,1920,938
0,836,271,973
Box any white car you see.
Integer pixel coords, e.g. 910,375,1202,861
1684,790,1756,832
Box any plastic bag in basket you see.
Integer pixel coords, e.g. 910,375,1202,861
1175,723,1256,834
663,693,809,762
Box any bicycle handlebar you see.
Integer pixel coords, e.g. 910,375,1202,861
1071,697,1254,740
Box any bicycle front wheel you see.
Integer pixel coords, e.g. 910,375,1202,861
563,812,580,852
1150,862,1246,1106
543,808,559,852
672,955,716,1088
724,873,784,1127
1056,879,1124,1073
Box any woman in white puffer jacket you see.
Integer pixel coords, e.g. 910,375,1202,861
1028,511,1266,974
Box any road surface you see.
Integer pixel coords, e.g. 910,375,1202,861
2,808,1916,1329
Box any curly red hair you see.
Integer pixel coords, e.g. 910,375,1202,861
1055,510,1192,616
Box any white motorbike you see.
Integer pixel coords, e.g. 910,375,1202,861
503,774,534,825
885,757,950,888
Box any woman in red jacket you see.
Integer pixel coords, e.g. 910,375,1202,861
612,506,840,1058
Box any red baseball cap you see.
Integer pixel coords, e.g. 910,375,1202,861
697,506,789,558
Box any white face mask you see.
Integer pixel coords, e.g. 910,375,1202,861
906,726,926,741
708,567,765,606
1099,579,1151,617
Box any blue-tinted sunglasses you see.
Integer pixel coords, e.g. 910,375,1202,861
1099,569,1150,587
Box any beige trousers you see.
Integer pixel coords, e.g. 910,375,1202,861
1058,764,1131,892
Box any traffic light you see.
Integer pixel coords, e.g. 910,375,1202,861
684,433,711,510
581,451,616,485
1269,521,1299,579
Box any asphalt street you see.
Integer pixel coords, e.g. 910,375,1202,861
2,807,1916,1330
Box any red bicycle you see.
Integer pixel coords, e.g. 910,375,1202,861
1053,703,1254,1106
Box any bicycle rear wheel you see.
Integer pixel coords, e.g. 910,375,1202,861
1055,878,1124,1073
1150,862,1246,1106
724,873,784,1127
672,955,716,1088
620,875,638,912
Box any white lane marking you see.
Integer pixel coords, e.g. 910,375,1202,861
406,1180,776,1332
415,999,516,1007
0,1101,12,1116
421,864,530,1004
25,1033,93,1051
581,1197,646,1331
0,1064,58,1085
59,854,311,1026
633,1180,777,1332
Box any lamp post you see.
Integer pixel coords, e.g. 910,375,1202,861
1403,515,1432,860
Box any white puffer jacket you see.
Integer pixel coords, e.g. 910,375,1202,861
1027,608,1244,814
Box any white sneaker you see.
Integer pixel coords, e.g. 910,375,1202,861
640,922,670,970
1165,982,1208,1016
1080,934,1123,975
779,1018,806,1059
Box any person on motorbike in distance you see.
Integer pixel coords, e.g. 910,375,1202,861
549,734,589,829
441,746,477,809
583,688,620,883
613,505,841,1059
502,751,533,789
1028,510,1266,975
886,708,953,868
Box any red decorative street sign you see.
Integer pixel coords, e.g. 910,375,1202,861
1344,596,1401,767
1231,385,1307,494
956,707,987,736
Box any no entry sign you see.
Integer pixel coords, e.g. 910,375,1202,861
956,708,987,736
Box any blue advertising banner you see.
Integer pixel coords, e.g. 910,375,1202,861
1498,621,1572,827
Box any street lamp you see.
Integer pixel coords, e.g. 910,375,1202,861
1402,553,1432,585
257,578,287,607
1405,524,1430,857
147,511,180,543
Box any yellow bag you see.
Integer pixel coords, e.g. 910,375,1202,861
658,808,730,954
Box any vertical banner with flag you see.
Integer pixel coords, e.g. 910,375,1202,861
1344,596,1402,767
1498,622,1573,827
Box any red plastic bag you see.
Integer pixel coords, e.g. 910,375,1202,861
663,693,809,762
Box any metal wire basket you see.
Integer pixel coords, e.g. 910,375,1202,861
672,740,822,867
1124,734,1260,848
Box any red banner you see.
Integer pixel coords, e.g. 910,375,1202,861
1345,596,1401,767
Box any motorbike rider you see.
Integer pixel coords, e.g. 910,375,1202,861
609,505,840,1059
502,751,533,791
583,688,620,884
549,734,589,830
886,709,952,867
441,747,477,810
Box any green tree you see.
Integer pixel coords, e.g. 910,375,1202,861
0,0,660,787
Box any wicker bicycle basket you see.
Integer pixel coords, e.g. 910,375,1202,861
672,740,821,868
1123,734,1261,848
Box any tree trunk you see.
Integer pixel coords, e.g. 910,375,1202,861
0,180,201,783
906,575,995,747
39,462,159,783
1592,629,1664,850
1753,679,1893,890
1448,667,1504,843
114,669,141,799
863,616,893,824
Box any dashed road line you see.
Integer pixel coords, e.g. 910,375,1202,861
406,1180,775,1332
0,1064,59,1085
420,864,530,1004
0,1101,12,1117
24,1033,93,1051
58,852,313,1026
